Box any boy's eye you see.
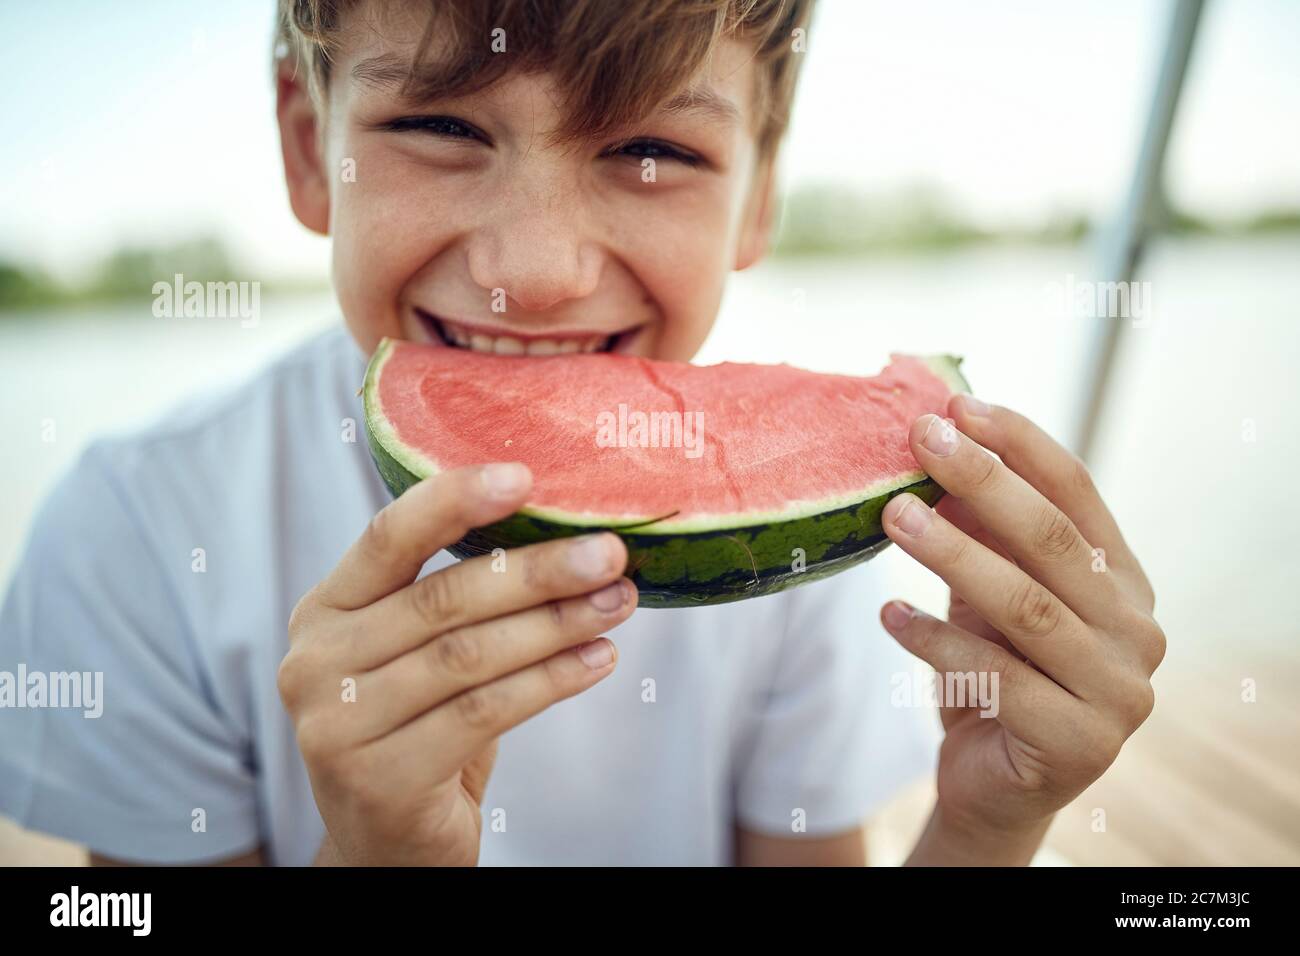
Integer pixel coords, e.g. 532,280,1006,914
606,138,702,167
382,115,488,143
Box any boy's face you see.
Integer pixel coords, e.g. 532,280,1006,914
278,3,777,362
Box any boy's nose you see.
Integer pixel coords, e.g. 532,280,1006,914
466,205,602,314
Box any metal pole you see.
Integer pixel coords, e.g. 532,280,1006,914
1074,0,1204,462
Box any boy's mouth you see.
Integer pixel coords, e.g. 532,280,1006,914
414,308,641,356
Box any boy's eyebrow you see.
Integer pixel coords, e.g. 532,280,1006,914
352,54,423,90
659,87,742,126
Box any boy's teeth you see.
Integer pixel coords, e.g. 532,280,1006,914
438,318,610,355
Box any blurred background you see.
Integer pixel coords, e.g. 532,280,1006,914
2,0,1298,865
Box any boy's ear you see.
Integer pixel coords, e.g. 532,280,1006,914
276,57,330,236
733,156,779,271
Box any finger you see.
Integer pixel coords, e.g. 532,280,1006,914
948,590,1014,649
947,395,1146,590
935,497,1017,647
880,600,1082,749
935,497,1018,646
352,578,636,737
882,491,1104,700
910,413,1126,626
353,532,629,668
935,495,1015,564
317,463,533,612
375,637,619,784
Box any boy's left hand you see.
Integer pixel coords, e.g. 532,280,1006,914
879,394,1165,842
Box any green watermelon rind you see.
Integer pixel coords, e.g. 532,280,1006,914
363,339,969,609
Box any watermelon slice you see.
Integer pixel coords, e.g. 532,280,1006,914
363,338,969,607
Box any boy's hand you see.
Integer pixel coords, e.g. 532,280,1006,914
278,463,634,866
878,395,1164,857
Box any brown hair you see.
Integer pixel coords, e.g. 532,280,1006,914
276,0,816,161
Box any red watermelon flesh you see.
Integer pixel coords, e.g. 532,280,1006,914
369,340,966,531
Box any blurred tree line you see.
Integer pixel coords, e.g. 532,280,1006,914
771,183,1300,256
0,236,323,312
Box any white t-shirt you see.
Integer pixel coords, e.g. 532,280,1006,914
0,325,937,865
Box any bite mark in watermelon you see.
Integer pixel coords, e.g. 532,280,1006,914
363,338,969,608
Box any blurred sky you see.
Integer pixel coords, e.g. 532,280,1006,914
1,0,1297,282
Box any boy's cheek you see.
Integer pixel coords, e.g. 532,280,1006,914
330,214,428,349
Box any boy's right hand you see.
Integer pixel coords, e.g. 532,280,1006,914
278,463,633,866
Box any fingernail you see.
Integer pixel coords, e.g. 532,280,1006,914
481,462,530,498
960,394,991,417
588,580,627,612
920,414,959,457
882,600,914,631
569,534,615,579
578,638,615,670
888,494,932,536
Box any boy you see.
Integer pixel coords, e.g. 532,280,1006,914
0,0,1162,865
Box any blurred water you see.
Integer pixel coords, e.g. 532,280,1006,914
2,238,1298,659
1092,236,1300,656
